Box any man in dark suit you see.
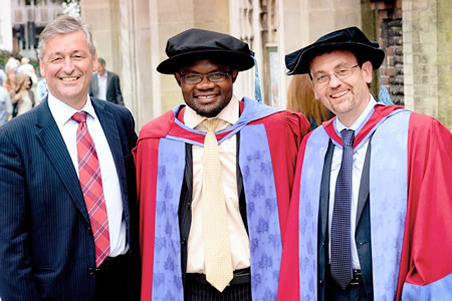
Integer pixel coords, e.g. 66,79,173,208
89,57,124,106
0,16,139,301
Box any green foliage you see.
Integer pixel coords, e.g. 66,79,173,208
34,0,79,4
49,0,80,4
0,50,20,69
0,49,40,75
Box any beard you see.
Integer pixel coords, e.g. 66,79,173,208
189,97,231,118
193,105,225,118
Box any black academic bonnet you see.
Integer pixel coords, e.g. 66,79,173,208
157,28,255,74
285,26,385,75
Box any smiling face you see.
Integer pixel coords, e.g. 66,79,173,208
310,50,373,127
39,30,97,109
175,59,238,117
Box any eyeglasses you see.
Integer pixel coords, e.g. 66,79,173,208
180,72,230,85
312,64,360,86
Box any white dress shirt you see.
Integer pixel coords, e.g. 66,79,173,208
96,73,108,101
48,93,128,257
184,96,250,274
328,96,377,269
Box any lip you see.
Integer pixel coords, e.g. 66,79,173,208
194,94,219,103
330,89,349,99
60,76,80,81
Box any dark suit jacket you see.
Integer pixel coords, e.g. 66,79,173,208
0,97,139,301
89,71,124,106
317,140,373,300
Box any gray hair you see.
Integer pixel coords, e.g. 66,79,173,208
37,15,96,61
97,57,106,67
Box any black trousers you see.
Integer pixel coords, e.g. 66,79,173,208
184,282,251,301
95,254,129,301
184,269,252,301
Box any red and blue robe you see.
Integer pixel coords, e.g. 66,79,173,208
278,104,452,300
134,98,310,300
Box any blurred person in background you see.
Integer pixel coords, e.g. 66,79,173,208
17,57,38,86
5,56,19,73
89,57,124,106
35,78,49,103
10,73,34,117
286,73,333,129
0,65,6,86
0,86,12,125
3,69,16,93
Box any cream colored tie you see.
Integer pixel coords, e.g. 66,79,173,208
202,119,233,292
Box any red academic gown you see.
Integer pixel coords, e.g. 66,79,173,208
134,98,310,300
278,104,452,300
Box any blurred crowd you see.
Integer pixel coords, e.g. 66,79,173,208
0,55,48,126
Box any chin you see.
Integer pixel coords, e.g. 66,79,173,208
193,105,224,118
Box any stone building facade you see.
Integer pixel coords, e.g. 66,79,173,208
80,0,452,130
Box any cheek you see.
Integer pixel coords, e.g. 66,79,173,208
40,66,46,77
180,86,193,101
313,85,321,100
43,66,57,78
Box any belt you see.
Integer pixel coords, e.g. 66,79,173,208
185,268,251,287
349,269,363,286
96,254,128,272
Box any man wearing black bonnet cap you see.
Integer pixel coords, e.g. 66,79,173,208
278,26,452,301
134,28,310,300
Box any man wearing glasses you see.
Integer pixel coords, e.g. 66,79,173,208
133,28,310,300
278,27,452,300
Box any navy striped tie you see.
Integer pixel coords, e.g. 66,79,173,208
331,129,355,289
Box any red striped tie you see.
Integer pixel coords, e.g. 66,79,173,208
72,111,110,267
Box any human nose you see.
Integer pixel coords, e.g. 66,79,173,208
62,57,75,73
196,75,215,88
328,72,342,87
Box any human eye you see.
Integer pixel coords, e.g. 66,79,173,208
49,56,63,63
183,74,202,84
337,68,349,76
207,72,225,81
315,74,328,83
72,53,86,60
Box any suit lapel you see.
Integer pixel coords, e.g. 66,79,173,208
91,74,98,96
92,99,128,213
35,100,90,224
93,99,123,177
106,71,113,94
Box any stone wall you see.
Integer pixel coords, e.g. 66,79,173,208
370,0,404,106
403,0,452,128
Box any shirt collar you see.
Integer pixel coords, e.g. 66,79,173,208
184,95,239,130
97,72,107,80
48,92,97,126
335,95,377,132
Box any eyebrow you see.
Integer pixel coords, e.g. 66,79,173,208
48,49,88,57
312,62,355,75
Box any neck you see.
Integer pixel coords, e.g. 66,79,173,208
338,115,358,128
338,95,372,127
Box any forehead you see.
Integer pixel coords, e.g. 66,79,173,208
180,59,229,73
309,50,357,72
43,30,90,57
